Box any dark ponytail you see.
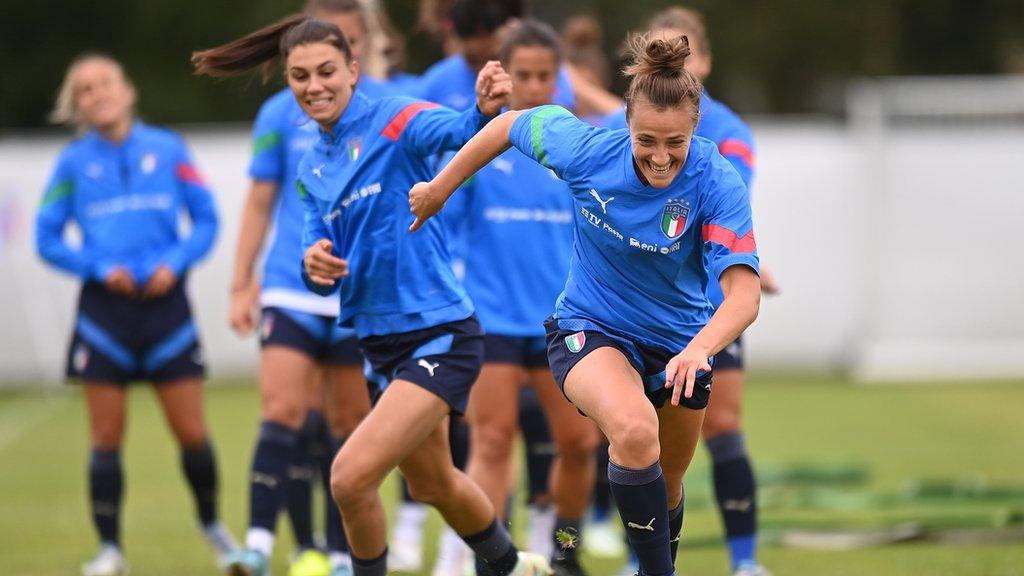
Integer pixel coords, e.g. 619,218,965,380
623,33,702,122
192,15,353,80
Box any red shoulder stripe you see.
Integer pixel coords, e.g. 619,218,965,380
718,138,755,168
382,102,440,141
701,224,757,254
176,163,206,186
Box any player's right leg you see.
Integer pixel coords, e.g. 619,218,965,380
81,383,129,576
466,363,525,518
558,346,673,576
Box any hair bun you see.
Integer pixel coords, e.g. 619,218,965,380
625,33,690,80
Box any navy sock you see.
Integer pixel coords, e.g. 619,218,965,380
351,547,387,576
181,441,218,526
608,460,673,576
286,414,318,550
249,421,300,532
552,517,582,563
668,496,684,563
707,432,757,569
464,519,519,576
323,435,349,553
592,441,612,522
89,448,123,546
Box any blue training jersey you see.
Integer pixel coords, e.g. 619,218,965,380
605,91,756,307
37,122,218,283
510,105,759,354
297,92,490,338
447,147,574,337
415,54,576,111
250,83,402,318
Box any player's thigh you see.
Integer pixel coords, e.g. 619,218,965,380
323,362,371,438
467,363,525,442
259,345,318,428
333,379,451,494
702,368,744,438
528,367,597,455
83,382,128,449
657,401,706,502
397,417,459,504
563,346,658,466
153,377,208,446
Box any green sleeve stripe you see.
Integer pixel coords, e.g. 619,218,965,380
42,179,73,207
253,131,282,155
296,180,308,199
529,106,564,170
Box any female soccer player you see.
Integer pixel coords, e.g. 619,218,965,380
36,54,234,576
448,19,599,576
227,2,396,575
410,33,762,576
193,15,552,576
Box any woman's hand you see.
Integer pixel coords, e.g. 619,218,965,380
142,265,178,299
475,60,512,117
408,181,448,232
759,264,781,295
104,266,136,296
664,344,713,407
229,278,260,336
303,239,348,286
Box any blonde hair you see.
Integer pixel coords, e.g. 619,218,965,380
49,53,132,129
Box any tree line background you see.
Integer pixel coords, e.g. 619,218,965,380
3,0,1022,129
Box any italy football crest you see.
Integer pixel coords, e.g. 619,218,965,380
565,332,586,353
661,199,690,239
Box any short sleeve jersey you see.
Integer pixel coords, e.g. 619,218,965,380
450,147,575,337
297,92,490,338
509,105,759,353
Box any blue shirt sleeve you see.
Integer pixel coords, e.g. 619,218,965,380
249,99,286,183
162,141,219,276
35,151,106,279
508,105,601,187
701,166,760,285
716,126,756,190
396,101,489,157
297,178,340,296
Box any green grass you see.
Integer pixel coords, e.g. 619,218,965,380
1,375,1023,575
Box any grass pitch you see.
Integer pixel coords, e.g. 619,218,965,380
1,375,1022,575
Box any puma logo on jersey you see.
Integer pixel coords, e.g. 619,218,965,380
418,359,440,377
627,517,656,531
312,164,326,178
589,189,615,213
723,498,753,513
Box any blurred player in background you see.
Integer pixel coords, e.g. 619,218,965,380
37,53,234,576
409,32,762,576
447,19,599,576
194,14,552,576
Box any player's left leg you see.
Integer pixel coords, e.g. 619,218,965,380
528,367,599,574
702,366,766,575
321,362,371,576
656,400,706,569
153,377,238,567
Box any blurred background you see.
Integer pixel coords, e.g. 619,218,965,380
1,1,1022,575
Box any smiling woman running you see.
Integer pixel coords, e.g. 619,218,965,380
193,15,552,576
410,33,761,576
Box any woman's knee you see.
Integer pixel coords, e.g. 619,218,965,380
701,407,741,438
554,421,599,462
470,419,517,464
606,414,660,466
261,386,307,428
329,455,379,507
404,468,457,507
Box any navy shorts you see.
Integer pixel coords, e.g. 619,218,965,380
714,335,744,371
260,307,362,365
66,281,205,385
483,334,549,368
359,316,484,416
544,317,711,410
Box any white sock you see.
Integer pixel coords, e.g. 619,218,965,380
394,502,429,544
245,527,275,557
527,504,556,559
